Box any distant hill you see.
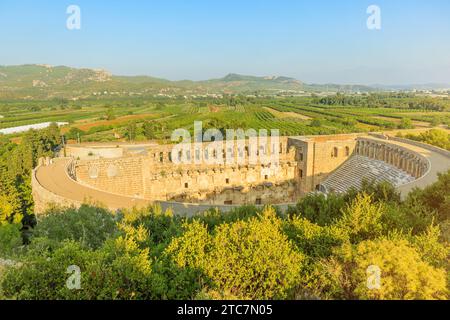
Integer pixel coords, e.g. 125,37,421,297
193,73,305,93
0,65,175,99
372,83,450,91
0,64,111,87
3,64,440,100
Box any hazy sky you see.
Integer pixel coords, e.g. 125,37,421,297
0,0,449,84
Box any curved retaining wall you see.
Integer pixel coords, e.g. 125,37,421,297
33,159,296,216
33,161,295,216
32,165,83,214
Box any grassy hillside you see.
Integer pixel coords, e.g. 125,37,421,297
0,64,381,99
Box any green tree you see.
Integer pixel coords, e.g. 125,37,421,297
125,121,137,141
284,216,349,258
327,239,448,300
106,107,116,121
142,121,156,140
406,129,450,151
398,117,413,129
406,170,450,223
0,124,61,227
310,119,322,127
32,205,118,250
0,223,22,257
337,194,384,243
287,192,345,226
165,207,304,299
65,127,85,142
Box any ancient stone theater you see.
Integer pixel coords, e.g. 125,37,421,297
32,133,450,216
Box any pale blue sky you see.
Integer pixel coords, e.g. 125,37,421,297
0,0,449,84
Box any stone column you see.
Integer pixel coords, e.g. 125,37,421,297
413,160,419,178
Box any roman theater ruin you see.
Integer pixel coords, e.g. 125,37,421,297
32,133,450,216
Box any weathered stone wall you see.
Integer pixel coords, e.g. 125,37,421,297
165,169,297,205
75,157,145,198
72,135,380,204
71,134,430,205
74,137,299,205
65,146,124,160
289,135,360,194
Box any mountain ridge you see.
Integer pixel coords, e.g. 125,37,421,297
1,64,447,99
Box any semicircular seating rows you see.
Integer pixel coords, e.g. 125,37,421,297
320,155,415,194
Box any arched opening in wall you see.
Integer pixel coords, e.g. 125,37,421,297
107,165,118,178
345,146,350,157
88,166,99,179
184,183,189,189
299,169,303,178
255,198,262,205
227,148,233,158
226,178,230,184
332,147,338,158
279,143,283,154
159,152,164,163
299,152,304,161
264,175,269,180
195,149,200,161
262,145,267,155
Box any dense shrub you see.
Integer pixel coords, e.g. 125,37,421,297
166,207,304,299
0,173,449,300
345,179,401,204
337,194,385,243
32,205,119,250
1,241,95,299
0,223,22,257
288,193,346,226
406,170,450,223
327,239,448,300
401,129,450,151
284,217,349,258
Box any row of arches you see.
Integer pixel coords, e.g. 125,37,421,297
331,146,351,158
356,139,428,179
151,142,294,165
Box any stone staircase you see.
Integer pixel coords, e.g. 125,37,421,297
321,155,415,194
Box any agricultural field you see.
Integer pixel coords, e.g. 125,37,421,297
0,95,449,143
